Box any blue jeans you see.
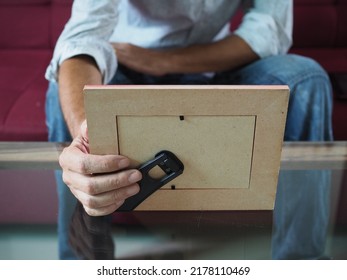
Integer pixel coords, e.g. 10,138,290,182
45,54,333,259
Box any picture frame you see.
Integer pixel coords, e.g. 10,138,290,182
84,85,289,210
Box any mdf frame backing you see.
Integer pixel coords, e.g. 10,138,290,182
84,85,289,211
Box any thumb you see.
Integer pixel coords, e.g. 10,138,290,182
80,120,89,143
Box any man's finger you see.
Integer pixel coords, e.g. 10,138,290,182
63,169,142,195
59,145,130,174
83,201,124,216
70,183,140,211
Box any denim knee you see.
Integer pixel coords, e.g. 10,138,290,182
281,55,333,141
214,54,333,141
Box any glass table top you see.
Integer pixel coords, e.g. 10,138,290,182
70,170,346,260
1,141,347,260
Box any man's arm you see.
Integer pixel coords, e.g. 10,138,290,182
57,56,142,216
58,55,101,138
112,34,259,76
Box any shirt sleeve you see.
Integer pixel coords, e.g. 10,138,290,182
234,0,293,58
45,0,120,84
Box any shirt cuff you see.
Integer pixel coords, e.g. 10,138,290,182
234,11,292,58
45,39,117,84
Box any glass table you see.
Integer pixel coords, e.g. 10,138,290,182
1,141,347,260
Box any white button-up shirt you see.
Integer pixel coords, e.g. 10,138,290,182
45,0,293,84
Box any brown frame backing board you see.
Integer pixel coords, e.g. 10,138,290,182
84,85,289,211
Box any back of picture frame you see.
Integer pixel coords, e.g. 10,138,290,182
84,85,289,210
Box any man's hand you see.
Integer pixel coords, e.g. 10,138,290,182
59,121,142,216
112,43,170,76
112,35,259,76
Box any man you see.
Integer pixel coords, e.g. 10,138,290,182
45,0,333,259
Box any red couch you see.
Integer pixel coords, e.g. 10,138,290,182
290,0,347,141
0,0,71,141
0,0,346,141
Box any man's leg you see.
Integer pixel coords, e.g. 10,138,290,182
212,54,333,259
213,54,333,141
45,81,77,259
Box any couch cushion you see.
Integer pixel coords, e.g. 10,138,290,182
0,0,72,141
0,0,50,5
337,5,347,46
293,0,347,48
51,0,72,47
293,5,337,48
294,0,335,5
332,96,347,140
0,50,51,140
290,48,347,73
0,4,51,49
